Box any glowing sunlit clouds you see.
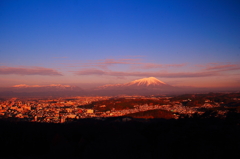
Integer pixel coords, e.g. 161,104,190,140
74,68,219,78
0,66,63,76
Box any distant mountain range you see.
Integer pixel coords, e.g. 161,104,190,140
0,84,86,97
0,77,238,97
12,84,80,91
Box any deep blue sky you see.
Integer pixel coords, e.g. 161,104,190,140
0,0,240,87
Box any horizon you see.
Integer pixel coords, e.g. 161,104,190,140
1,0,240,88
1,76,239,96
2,76,240,89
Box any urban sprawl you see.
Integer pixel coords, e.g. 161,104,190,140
0,93,239,123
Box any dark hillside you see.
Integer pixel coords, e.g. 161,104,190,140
0,112,240,159
125,109,175,119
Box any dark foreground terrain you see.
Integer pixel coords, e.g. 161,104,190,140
1,112,240,159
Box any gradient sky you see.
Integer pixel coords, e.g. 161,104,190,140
0,0,240,88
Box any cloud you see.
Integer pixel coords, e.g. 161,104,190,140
61,58,140,68
74,62,240,78
80,58,142,69
75,69,219,78
76,69,106,75
139,63,186,69
205,64,240,71
196,62,240,72
90,59,186,70
0,66,63,76
68,58,186,71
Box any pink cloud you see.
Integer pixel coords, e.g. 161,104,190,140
140,63,186,69
205,64,240,71
75,69,219,78
74,62,239,78
91,58,141,65
61,59,141,69
75,58,142,69
76,69,106,75
76,58,186,70
0,66,63,76
196,63,240,72
60,58,187,72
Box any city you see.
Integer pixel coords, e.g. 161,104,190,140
1,92,239,123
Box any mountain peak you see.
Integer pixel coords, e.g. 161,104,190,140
95,77,173,95
126,77,166,86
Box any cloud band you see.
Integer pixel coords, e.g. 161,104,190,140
0,66,62,76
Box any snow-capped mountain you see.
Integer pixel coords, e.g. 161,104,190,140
95,77,174,95
125,77,167,87
97,77,170,89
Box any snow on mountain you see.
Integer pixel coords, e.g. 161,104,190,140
94,77,174,95
96,77,170,90
12,84,72,88
125,77,166,86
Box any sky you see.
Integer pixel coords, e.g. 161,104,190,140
0,0,240,88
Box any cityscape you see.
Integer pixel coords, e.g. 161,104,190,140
1,92,239,123
1,0,240,158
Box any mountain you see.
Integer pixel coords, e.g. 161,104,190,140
12,84,78,91
94,77,175,96
97,77,170,89
125,77,168,87
95,77,233,96
0,84,86,97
